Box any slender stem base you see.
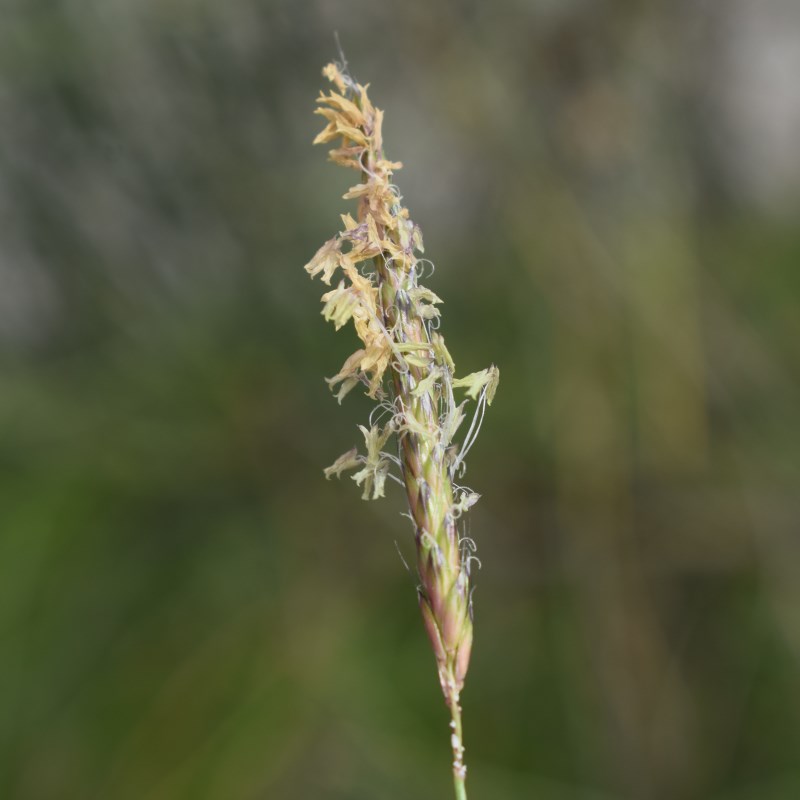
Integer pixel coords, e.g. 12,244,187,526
448,691,467,800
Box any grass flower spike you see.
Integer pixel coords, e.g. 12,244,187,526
304,59,498,800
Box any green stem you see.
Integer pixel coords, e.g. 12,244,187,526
449,692,468,800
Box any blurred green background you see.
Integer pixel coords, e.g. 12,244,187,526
2,1,799,798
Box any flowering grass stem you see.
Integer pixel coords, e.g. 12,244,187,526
304,58,498,799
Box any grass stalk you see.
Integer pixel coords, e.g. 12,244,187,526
304,58,498,800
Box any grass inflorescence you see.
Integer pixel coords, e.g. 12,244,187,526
304,58,498,800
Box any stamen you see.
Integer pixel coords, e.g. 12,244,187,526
451,388,487,476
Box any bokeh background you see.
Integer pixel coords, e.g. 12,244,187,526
2,1,799,798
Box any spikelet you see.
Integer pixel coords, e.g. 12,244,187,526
304,59,498,800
